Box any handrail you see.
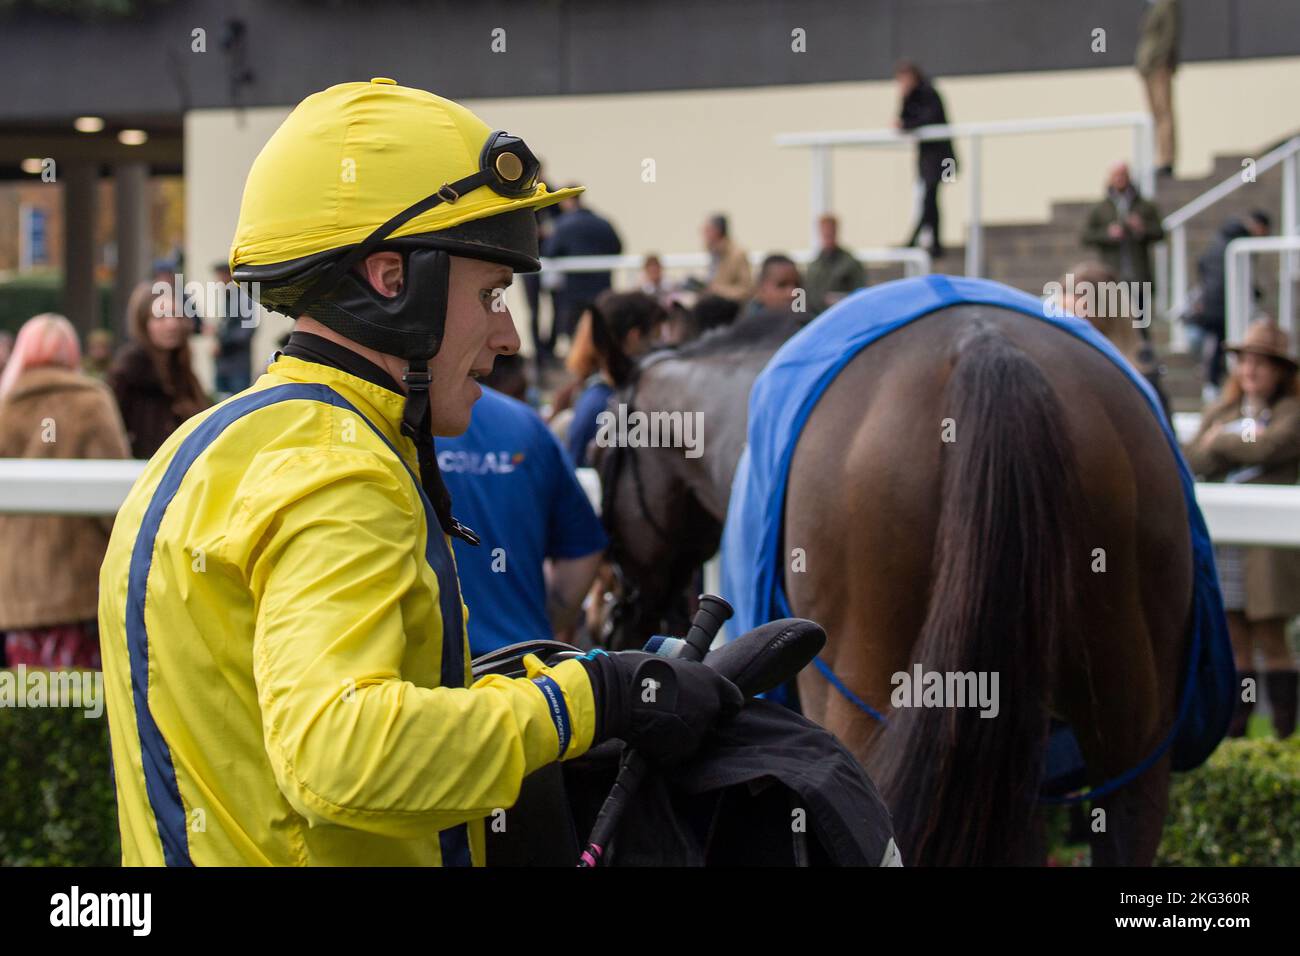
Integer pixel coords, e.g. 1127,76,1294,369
776,111,1155,278
775,111,1154,149
539,247,930,276
1163,134,1300,231
1157,133,1300,351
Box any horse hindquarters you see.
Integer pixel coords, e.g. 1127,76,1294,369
867,325,1085,866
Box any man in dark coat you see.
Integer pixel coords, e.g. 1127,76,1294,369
523,194,564,373
1189,210,1271,388
543,193,623,347
895,61,956,258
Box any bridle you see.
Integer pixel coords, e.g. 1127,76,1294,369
599,357,681,540
598,363,679,642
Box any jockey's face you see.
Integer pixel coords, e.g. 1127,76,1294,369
427,256,521,435
357,252,521,436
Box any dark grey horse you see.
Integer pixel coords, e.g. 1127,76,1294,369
595,312,801,650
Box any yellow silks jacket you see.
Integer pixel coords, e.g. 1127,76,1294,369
98,354,597,866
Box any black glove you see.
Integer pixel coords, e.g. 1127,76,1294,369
579,650,744,764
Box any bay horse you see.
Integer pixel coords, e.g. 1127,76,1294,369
597,297,1192,866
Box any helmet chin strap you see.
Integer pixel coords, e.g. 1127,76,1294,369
400,363,432,444
399,362,481,547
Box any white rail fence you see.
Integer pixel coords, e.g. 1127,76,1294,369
775,112,1156,280
3,459,1299,549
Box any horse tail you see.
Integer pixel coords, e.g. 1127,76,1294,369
869,323,1083,865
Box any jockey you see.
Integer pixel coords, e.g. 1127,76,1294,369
98,78,741,866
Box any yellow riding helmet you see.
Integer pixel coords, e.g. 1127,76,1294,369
229,78,582,371
230,77,580,273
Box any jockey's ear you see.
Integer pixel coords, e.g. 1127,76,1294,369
359,252,404,298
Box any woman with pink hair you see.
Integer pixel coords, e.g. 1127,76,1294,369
0,313,82,399
0,313,131,668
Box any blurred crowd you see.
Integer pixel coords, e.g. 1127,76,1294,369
0,0,1296,738
0,278,213,668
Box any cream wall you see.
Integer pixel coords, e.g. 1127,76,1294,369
185,56,1300,369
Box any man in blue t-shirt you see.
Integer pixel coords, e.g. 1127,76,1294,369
440,385,608,655
565,377,614,468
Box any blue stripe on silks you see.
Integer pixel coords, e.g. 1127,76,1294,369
128,384,324,865
127,382,469,866
531,674,573,756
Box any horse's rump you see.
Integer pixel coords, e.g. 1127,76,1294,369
721,275,1233,864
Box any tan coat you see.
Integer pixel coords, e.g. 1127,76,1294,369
1184,394,1300,621
706,238,753,302
0,367,131,629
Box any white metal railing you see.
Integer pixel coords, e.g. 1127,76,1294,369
575,466,601,513
0,459,144,515
775,112,1156,279
1225,234,1300,345
1172,411,1202,445
1156,134,1300,351
539,247,930,280
6,459,1298,549
1195,483,1300,548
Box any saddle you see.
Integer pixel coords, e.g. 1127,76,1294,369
471,623,898,866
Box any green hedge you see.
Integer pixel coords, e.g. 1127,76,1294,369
1046,736,1297,866
0,273,115,336
1156,736,1300,866
0,672,119,866
0,676,1294,867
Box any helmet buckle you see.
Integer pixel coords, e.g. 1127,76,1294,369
403,365,432,390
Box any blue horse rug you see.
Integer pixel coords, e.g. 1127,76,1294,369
719,275,1234,791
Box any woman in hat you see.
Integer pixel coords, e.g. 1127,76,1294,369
1185,318,1300,738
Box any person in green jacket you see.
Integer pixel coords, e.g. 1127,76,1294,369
1081,162,1164,327
804,214,867,316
